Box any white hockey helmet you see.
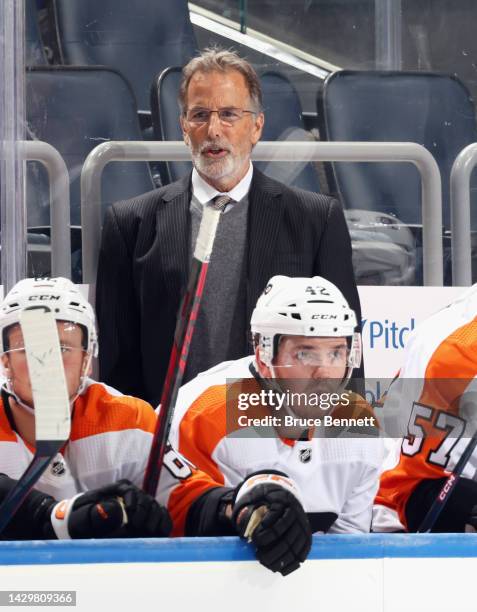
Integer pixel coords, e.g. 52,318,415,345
251,275,361,375
0,277,98,357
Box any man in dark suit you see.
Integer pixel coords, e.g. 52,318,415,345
96,48,361,407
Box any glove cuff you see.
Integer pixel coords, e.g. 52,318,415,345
235,471,303,506
50,493,83,540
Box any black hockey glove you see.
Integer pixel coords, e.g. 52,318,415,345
232,471,312,576
0,474,172,540
50,480,172,539
0,473,57,540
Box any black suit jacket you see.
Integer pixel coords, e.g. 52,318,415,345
96,169,361,406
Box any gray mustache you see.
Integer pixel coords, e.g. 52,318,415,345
199,141,232,154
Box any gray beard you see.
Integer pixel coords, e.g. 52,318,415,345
191,149,249,184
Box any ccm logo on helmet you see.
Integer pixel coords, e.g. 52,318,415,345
311,314,338,320
28,295,61,301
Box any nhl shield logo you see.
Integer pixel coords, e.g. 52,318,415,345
299,448,312,463
51,459,66,476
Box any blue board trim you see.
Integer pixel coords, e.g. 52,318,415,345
1,534,477,565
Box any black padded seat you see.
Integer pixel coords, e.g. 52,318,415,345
319,70,477,230
51,0,197,111
26,67,155,279
26,0,47,65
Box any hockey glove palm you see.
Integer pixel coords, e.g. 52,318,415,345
232,472,312,576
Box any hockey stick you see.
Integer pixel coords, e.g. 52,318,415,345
143,206,222,496
417,428,477,533
0,306,71,534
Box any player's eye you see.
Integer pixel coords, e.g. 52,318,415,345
295,350,316,364
330,348,347,361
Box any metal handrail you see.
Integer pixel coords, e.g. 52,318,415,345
20,140,71,278
81,140,443,286
450,143,477,286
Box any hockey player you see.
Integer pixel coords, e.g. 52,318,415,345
171,275,383,534
0,278,311,576
375,284,477,532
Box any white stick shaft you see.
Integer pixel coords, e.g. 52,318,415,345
193,207,221,263
19,308,71,441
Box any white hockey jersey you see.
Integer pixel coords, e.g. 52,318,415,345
0,379,219,536
376,284,477,530
171,356,384,534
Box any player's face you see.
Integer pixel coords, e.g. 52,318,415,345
180,69,264,191
1,321,88,407
266,335,349,419
273,334,348,390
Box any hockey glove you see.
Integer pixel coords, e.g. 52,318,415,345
0,473,57,540
51,479,172,539
232,471,312,576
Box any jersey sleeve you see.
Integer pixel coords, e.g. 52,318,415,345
154,444,223,536
174,385,229,485
329,457,381,533
327,394,383,533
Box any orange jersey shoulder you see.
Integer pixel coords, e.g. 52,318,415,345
178,378,262,483
71,382,156,441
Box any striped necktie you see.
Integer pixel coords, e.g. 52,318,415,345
210,194,232,212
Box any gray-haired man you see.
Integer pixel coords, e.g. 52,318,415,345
96,47,361,407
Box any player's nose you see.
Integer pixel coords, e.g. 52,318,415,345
310,364,328,379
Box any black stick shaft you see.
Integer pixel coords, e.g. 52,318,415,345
417,429,477,533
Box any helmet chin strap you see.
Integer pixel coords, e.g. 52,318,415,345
252,358,302,420
268,365,302,421
66,350,93,406
2,382,36,415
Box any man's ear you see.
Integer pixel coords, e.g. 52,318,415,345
251,112,264,146
180,115,191,146
254,345,272,378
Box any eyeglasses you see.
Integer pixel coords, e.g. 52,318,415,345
274,347,350,369
184,107,256,125
5,346,86,362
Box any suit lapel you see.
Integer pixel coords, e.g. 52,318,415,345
247,169,284,319
154,174,191,299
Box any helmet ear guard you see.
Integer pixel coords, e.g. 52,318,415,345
348,332,362,369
